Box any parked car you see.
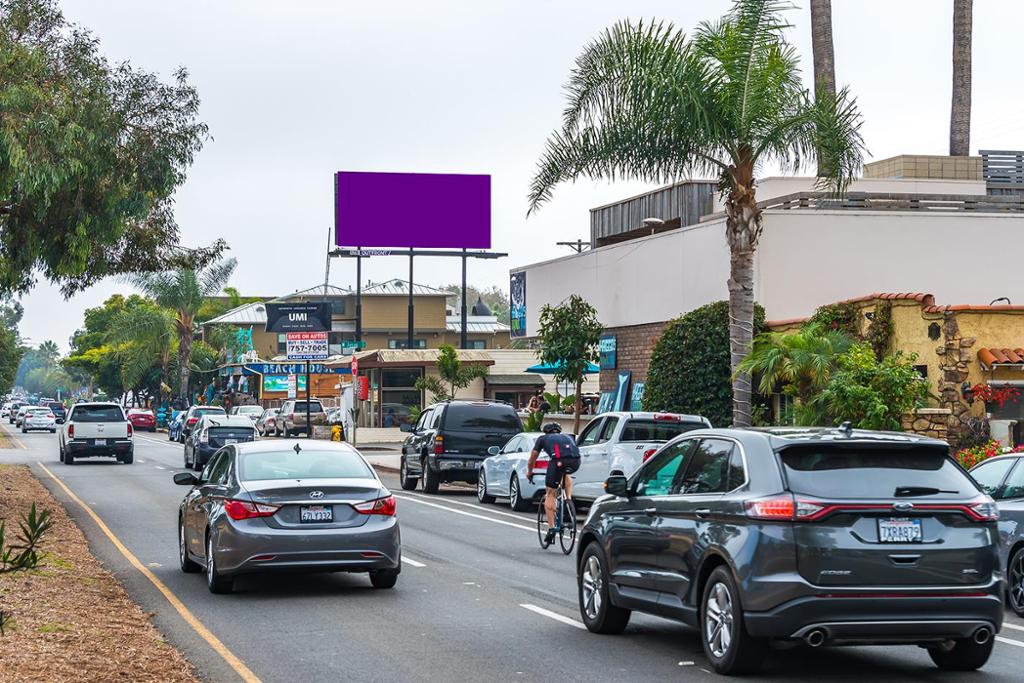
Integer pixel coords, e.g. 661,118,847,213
576,426,1003,675
173,440,400,594
14,405,32,427
21,407,56,433
399,400,523,493
571,411,712,500
255,408,279,437
6,401,21,424
179,405,227,443
59,402,134,465
167,410,185,441
277,399,327,437
127,408,157,432
184,415,258,471
1,402,13,418
230,405,265,422
969,453,1024,616
44,401,67,424
478,432,545,510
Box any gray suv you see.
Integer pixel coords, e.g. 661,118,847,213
577,426,1004,675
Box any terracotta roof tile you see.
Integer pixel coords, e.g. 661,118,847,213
978,347,1024,368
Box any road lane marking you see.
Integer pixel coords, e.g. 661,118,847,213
997,635,1024,648
399,490,536,522
520,603,587,630
37,463,262,683
135,434,182,448
402,558,426,568
1003,622,1024,632
393,494,534,532
1,423,27,449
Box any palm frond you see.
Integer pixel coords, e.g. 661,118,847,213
199,258,237,297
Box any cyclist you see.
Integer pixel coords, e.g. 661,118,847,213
527,422,581,545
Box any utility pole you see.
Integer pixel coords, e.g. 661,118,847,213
556,239,590,253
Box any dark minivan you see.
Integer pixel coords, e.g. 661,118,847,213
399,400,523,493
577,426,1003,675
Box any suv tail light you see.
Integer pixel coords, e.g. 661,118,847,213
746,495,1000,523
434,435,444,455
126,423,133,437
354,495,397,516
68,424,74,438
224,499,280,520
745,494,827,521
187,417,198,426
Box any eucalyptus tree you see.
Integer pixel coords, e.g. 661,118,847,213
528,0,864,425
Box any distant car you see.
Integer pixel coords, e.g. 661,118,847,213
255,408,279,437
44,401,67,424
969,453,1024,617
230,405,264,422
1,402,13,418
7,402,22,424
21,407,56,433
174,440,401,594
59,402,134,465
127,408,157,432
14,405,32,427
478,432,544,511
179,405,227,443
277,399,327,437
184,415,258,471
167,410,185,441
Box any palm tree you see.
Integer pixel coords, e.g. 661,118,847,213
124,259,237,400
810,0,835,176
107,306,176,400
950,0,972,156
37,340,60,370
527,0,865,426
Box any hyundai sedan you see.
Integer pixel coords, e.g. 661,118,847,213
969,452,1024,616
174,440,401,594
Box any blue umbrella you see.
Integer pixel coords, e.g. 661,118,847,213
525,361,600,374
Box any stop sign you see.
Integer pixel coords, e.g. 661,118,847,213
350,358,358,375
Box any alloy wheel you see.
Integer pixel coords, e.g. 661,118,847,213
477,473,486,499
206,536,215,586
510,476,520,506
705,582,735,659
581,555,603,620
1010,550,1024,614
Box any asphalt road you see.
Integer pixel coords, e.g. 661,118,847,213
4,426,1024,682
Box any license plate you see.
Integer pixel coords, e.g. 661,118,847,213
94,439,107,446
300,505,333,523
878,517,922,543
224,439,238,445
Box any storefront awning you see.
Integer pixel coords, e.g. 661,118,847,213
485,373,545,386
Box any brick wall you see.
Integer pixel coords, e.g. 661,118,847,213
599,321,670,392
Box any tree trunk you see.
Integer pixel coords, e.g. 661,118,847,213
178,331,192,402
724,181,762,428
810,0,836,176
950,0,972,156
573,379,582,436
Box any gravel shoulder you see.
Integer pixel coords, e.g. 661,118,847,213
0,464,200,683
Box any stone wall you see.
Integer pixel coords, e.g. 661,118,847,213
901,408,952,442
935,313,974,441
598,321,670,392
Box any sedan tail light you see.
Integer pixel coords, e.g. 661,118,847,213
533,458,549,471
353,495,397,516
642,448,658,462
224,499,280,521
187,417,198,426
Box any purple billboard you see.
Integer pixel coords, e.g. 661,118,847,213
335,171,491,249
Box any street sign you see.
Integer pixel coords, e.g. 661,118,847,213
341,340,366,354
265,303,331,333
350,358,359,375
286,332,329,361
287,375,297,399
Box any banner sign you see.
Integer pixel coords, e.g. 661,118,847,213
599,335,617,370
287,375,297,399
246,363,350,375
510,271,526,338
286,331,329,361
596,391,615,415
335,171,491,249
265,303,331,333
630,382,645,412
263,375,307,393
612,370,632,411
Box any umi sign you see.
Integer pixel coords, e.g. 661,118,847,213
265,303,332,333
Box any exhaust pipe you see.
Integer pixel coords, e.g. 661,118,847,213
973,627,992,645
804,629,826,648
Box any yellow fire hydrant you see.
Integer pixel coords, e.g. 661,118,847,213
331,424,344,442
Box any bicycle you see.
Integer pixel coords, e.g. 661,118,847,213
534,475,576,555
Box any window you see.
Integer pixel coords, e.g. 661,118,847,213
726,445,746,490
203,450,231,484
636,441,694,497
443,404,522,432
330,299,346,316
70,405,124,422
502,436,522,453
620,418,706,442
277,333,288,354
1000,461,1024,500
388,339,427,349
292,401,324,413
680,439,733,494
427,407,442,429
577,419,604,446
971,457,1016,498
468,340,486,350
598,417,620,443
913,365,929,379
239,448,373,481
415,409,432,432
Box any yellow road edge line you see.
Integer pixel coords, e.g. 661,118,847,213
1,422,27,450
37,462,262,683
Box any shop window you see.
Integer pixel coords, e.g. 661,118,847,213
277,334,287,354
467,340,486,350
380,367,424,426
913,365,928,379
331,300,346,316
388,339,427,349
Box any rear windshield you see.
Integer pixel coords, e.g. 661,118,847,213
239,449,372,481
290,402,324,413
235,406,263,414
443,404,522,432
209,427,255,439
779,445,976,499
195,407,225,416
620,419,705,442
72,405,124,422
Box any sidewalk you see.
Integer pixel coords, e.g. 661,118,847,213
363,452,400,472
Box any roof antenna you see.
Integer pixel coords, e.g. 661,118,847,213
293,442,302,454
838,421,853,437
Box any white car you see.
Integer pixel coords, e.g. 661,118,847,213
22,407,57,433
14,405,33,427
478,432,546,511
59,402,134,465
0,402,13,418
571,411,712,500
229,405,264,422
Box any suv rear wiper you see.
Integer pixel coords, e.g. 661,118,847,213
894,486,959,497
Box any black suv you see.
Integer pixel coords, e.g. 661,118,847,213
576,427,1003,675
399,400,523,493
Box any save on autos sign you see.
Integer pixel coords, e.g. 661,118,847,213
286,332,329,361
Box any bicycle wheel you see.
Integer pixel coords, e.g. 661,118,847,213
558,497,577,555
537,500,552,549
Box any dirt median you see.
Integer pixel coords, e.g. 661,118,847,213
0,464,200,683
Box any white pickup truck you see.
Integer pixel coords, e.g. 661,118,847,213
571,411,711,500
59,402,134,465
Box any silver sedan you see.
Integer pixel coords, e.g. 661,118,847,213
477,432,549,511
969,453,1024,616
174,440,401,594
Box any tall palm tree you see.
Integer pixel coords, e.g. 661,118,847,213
810,0,836,176
37,340,60,370
106,306,176,399
124,259,237,400
527,0,865,426
950,0,972,156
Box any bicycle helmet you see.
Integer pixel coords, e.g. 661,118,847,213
542,422,562,434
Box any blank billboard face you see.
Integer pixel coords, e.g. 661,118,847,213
335,171,491,249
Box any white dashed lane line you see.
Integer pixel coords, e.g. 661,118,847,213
520,603,587,630
402,558,426,568
393,494,534,532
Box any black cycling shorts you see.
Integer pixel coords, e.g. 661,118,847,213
545,457,581,488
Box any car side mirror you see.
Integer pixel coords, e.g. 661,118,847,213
487,446,500,456
173,472,199,486
400,422,414,433
604,474,629,498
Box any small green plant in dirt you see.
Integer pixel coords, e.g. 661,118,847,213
37,622,71,634
1,503,54,573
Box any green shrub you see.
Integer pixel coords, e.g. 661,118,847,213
808,302,860,337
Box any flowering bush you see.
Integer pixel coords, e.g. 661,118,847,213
971,383,1021,408
954,439,1024,469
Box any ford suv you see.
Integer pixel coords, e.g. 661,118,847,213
576,426,1003,675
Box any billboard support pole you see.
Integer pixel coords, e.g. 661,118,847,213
305,359,312,439
355,248,363,344
407,248,415,349
460,248,468,349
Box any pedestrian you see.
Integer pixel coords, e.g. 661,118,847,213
527,389,544,414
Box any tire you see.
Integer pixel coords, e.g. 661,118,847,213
928,637,994,671
58,443,64,463
509,473,531,512
283,425,291,438
1008,546,1024,617
179,518,200,573
399,458,418,491
369,568,399,589
477,469,496,504
205,533,233,594
421,458,439,493
558,498,577,555
578,542,630,634
700,566,768,675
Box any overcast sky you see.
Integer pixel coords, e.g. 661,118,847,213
17,0,1024,351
